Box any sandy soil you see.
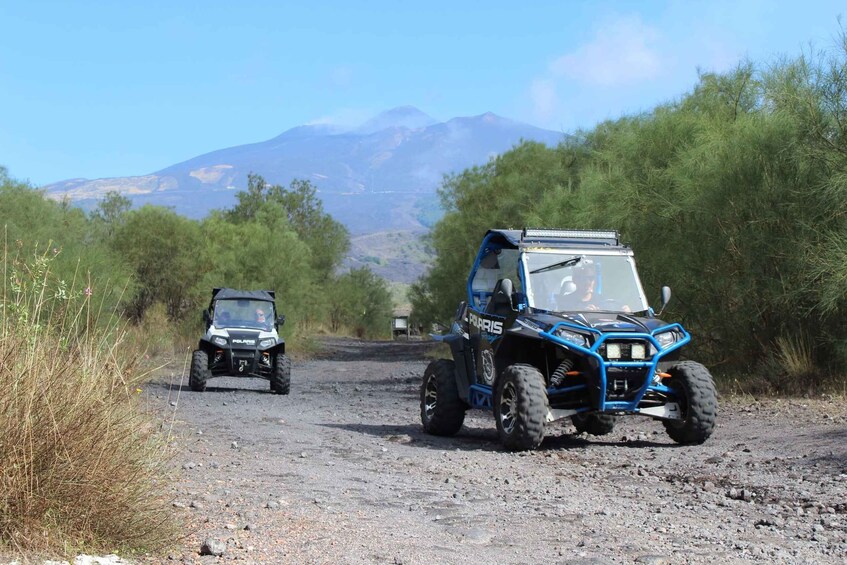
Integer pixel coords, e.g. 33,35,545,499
139,337,847,564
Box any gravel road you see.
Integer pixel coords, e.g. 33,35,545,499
143,337,847,564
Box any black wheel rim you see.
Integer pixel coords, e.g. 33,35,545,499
499,381,517,434
424,374,437,421
481,350,495,385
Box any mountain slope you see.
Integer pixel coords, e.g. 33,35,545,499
44,107,566,233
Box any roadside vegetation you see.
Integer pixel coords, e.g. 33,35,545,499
0,167,393,557
0,244,177,556
411,34,847,394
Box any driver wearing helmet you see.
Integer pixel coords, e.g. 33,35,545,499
559,262,600,311
557,260,632,313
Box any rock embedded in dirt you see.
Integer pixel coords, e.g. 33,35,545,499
199,538,225,557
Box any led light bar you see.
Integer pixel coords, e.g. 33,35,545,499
522,228,619,242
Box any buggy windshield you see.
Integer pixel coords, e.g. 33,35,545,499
212,299,275,330
523,251,649,313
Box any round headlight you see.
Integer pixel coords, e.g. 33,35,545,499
259,338,276,348
212,336,227,347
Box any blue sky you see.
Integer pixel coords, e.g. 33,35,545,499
1,0,844,186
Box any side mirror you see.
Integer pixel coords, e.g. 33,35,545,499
657,286,672,316
276,314,286,328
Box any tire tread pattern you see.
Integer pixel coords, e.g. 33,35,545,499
662,361,718,444
495,364,549,451
420,359,466,436
271,353,291,395
189,350,210,392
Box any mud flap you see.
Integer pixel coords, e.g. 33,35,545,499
442,334,473,403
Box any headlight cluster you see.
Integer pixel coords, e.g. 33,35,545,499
555,328,588,348
654,330,683,350
212,336,228,347
259,338,277,348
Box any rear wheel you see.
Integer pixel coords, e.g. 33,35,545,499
270,353,291,395
662,361,718,444
571,413,617,436
189,350,210,392
494,364,549,451
420,359,466,436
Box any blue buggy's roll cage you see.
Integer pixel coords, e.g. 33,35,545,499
466,229,622,310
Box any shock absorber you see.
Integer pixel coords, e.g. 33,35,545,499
550,358,574,388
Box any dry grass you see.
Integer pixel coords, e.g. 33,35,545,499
774,334,815,380
0,246,178,557
714,332,846,397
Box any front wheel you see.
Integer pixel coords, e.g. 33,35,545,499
662,361,718,444
571,413,617,436
494,364,549,451
420,359,466,436
189,350,210,392
270,353,291,395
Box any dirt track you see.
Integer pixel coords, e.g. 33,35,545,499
144,337,847,564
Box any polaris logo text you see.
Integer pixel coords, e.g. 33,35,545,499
232,339,256,346
467,312,503,335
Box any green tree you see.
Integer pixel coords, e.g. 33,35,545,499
0,171,131,327
111,205,205,320
328,267,393,338
226,174,349,277
89,191,132,239
413,34,847,386
199,210,315,333
412,141,584,324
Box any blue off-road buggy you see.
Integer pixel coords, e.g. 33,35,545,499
190,288,290,394
420,229,717,451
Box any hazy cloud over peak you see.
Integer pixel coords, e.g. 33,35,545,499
305,107,374,129
551,16,663,87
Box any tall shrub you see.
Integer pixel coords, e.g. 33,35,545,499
0,245,177,555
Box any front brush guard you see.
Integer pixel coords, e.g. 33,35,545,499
539,322,689,415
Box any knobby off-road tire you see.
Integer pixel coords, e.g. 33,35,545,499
494,364,549,451
420,359,466,436
190,350,210,392
571,413,617,436
662,361,718,444
270,353,291,395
